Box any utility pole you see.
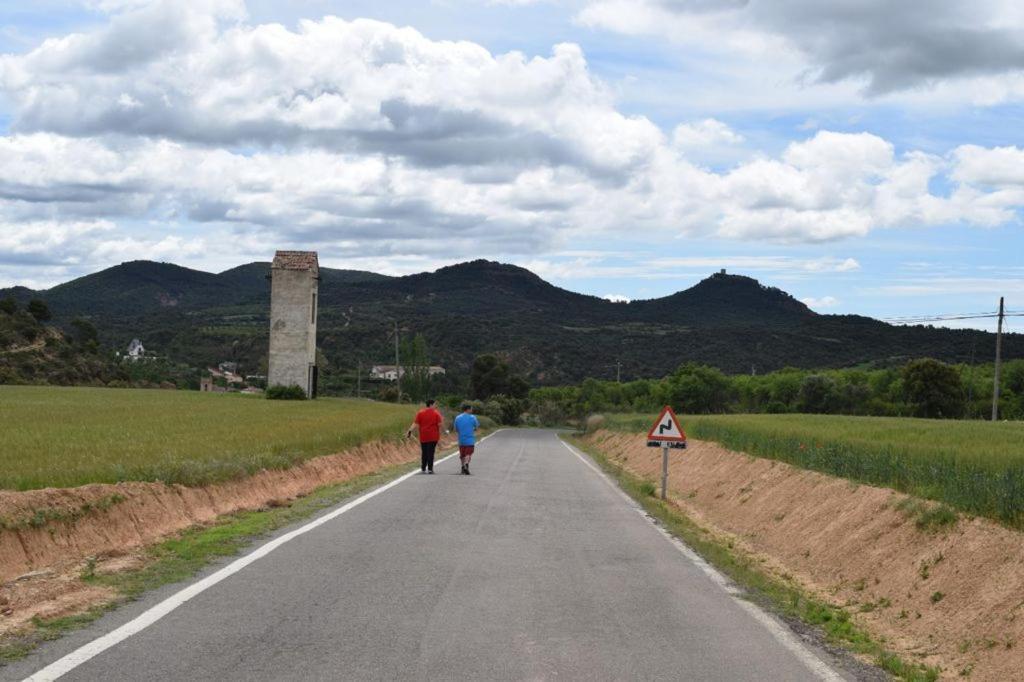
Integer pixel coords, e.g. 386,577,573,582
616,361,622,383
393,321,401,403
966,339,977,410
356,359,362,399
992,297,1005,421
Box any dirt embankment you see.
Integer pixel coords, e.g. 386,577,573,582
584,430,1024,681
0,435,451,634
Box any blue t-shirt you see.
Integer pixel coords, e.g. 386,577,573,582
454,413,479,446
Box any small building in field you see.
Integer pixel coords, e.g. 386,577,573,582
267,251,319,398
200,376,224,393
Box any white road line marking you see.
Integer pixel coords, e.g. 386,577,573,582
23,431,504,682
558,436,845,682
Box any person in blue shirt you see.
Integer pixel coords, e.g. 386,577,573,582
453,404,480,475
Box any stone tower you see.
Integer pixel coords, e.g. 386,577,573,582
268,251,319,398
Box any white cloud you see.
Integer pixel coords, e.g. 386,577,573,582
800,295,839,309
802,257,860,273
604,294,631,303
0,4,1023,286
951,145,1024,186
671,119,743,149
0,9,662,178
0,220,116,264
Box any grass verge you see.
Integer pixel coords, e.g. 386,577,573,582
0,459,421,664
566,434,941,682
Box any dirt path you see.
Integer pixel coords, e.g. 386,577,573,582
0,338,45,355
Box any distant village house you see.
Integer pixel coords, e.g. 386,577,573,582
200,365,252,393
125,338,146,361
369,365,445,381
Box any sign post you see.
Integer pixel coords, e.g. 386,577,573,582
646,406,687,500
661,444,669,500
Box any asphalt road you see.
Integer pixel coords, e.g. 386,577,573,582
8,429,850,681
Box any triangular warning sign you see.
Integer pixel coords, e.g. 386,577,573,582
646,406,686,442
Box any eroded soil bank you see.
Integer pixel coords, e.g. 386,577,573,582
582,430,1024,681
0,435,452,635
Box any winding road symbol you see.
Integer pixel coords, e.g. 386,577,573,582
646,406,686,445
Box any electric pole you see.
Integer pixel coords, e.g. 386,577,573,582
393,321,401,403
616,361,622,383
966,339,976,410
356,359,362,399
992,297,1004,421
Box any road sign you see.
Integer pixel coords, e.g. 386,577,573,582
645,406,687,500
646,405,687,447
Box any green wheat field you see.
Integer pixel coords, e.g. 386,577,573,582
604,413,1024,527
0,386,415,490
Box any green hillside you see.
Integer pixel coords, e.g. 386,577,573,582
2,260,1020,388
0,300,122,386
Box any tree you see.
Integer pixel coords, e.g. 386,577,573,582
490,394,526,425
469,354,510,400
27,299,51,322
578,377,608,414
903,358,965,418
0,297,15,315
401,334,432,402
70,318,99,349
507,375,530,400
798,374,838,413
664,363,731,414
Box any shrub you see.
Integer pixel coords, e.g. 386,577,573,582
0,296,15,315
266,384,307,400
476,415,497,431
532,400,570,426
490,394,526,426
584,414,606,434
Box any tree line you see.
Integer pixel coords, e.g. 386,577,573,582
528,359,1024,423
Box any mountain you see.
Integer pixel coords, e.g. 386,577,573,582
634,272,813,326
3,259,1020,387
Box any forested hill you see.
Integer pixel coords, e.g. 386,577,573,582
3,259,1020,385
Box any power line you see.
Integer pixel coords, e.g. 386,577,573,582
882,310,1024,324
883,313,998,323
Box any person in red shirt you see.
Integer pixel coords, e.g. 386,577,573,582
406,399,444,474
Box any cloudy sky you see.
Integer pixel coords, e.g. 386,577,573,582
1,0,1022,330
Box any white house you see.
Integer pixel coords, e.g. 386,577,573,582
126,338,145,360
370,365,446,381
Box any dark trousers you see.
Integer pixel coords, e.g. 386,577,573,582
420,441,438,471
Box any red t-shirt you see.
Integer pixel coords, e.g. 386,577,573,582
414,407,443,443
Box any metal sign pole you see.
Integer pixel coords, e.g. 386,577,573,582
661,445,669,500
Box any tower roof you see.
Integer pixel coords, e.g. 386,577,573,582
272,250,319,275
